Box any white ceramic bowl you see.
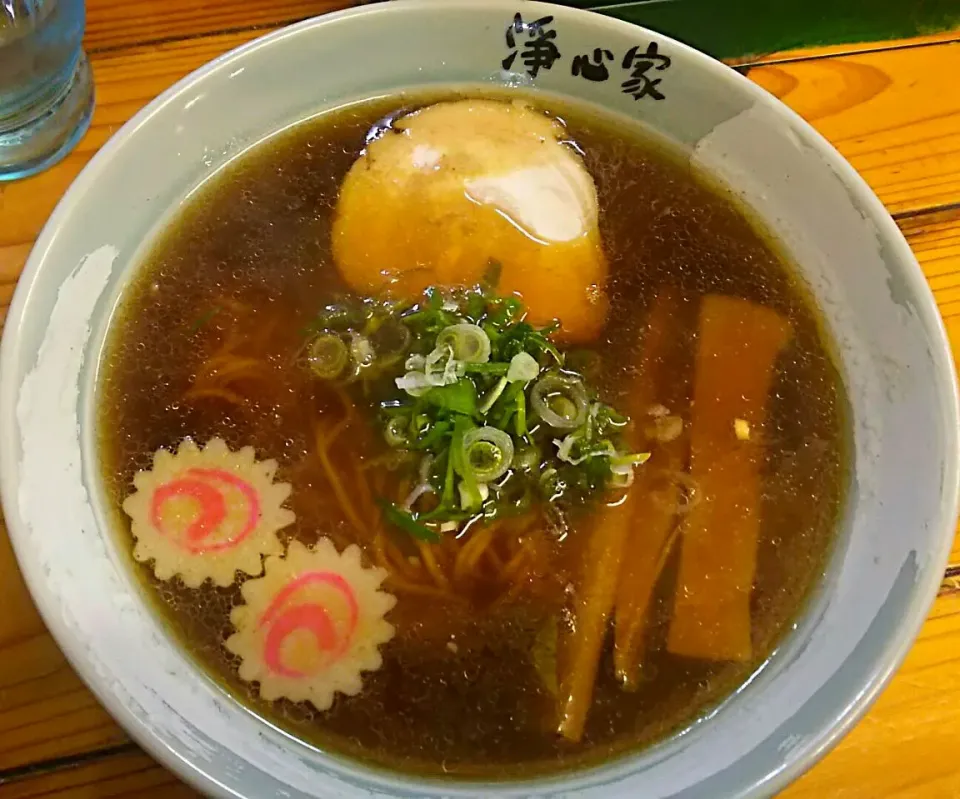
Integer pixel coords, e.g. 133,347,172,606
2,2,958,797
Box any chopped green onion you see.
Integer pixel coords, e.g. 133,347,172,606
554,433,617,465
479,376,508,415
349,332,376,368
462,362,510,375
494,473,535,515
327,288,645,520
515,390,528,439
396,370,432,396
370,319,411,367
539,467,564,501
611,452,652,468
411,413,431,437
417,505,473,523
307,303,368,334
412,419,453,451
377,498,440,542
437,323,491,363
507,351,539,383
607,453,650,489
490,382,523,426
452,418,483,510
610,470,635,488
459,481,490,509
384,414,411,447
460,426,515,483
513,444,540,472
307,333,349,379
465,290,488,320
405,353,426,371
531,373,589,429
424,344,461,386
423,380,478,416
527,329,563,365
441,448,456,506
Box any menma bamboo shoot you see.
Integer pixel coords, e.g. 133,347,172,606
666,295,791,663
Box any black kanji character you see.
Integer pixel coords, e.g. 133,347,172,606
571,48,614,82
502,13,561,78
621,42,672,101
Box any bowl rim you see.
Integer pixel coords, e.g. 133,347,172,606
1,1,958,797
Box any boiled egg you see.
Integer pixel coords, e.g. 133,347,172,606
331,99,608,342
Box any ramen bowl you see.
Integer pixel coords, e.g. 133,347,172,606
1,2,957,797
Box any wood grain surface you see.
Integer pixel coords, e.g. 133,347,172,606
84,0,352,53
0,528,127,773
0,749,196,799
0,3,958,797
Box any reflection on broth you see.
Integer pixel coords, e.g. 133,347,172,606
98,90,847,778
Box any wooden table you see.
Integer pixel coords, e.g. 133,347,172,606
1,3,959,796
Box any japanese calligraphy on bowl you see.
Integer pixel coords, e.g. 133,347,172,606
502,12,671,100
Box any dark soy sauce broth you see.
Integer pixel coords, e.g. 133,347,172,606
98,89,847,778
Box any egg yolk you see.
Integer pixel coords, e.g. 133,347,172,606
331,99,608,343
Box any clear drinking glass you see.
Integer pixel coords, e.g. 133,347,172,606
0,0,93,181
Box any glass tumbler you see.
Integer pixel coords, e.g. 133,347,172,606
0,0,93,181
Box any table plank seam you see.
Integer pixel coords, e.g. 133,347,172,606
940,565,960,595
87,16,313,57
893,200,960,221
1,716,118,752
735,33,960,69
0,684,93,716
0,670,77,698
0,743,137,787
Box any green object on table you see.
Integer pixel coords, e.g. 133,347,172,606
565,0,960,59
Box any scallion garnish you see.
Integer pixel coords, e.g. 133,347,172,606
383,413,412,448
461,426,515,483
530,373,589,430
307,287,648,539
307,332,349,379
437,323,492,363
376,498,440,542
